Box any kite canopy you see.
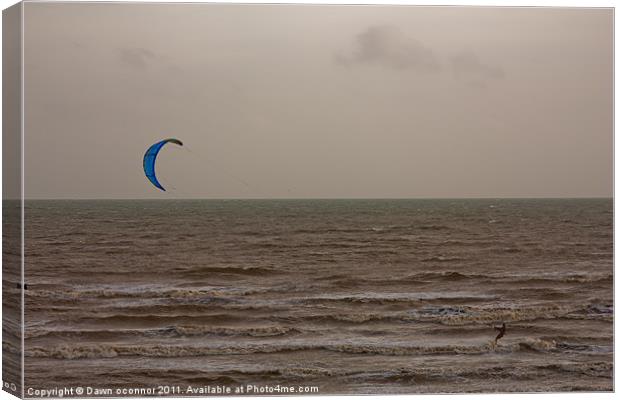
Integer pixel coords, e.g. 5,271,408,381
143,138,183,191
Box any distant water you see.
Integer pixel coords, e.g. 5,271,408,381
21,199,612,394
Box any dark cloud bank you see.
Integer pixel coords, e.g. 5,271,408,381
337,25,505,86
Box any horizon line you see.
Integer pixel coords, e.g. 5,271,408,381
9,196,615,201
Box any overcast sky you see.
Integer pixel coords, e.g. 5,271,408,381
22,3,612,199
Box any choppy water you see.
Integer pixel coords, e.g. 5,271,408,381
20,199,612,394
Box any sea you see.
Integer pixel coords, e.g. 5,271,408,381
17,198,613,394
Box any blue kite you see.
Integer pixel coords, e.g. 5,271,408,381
143,138,183,191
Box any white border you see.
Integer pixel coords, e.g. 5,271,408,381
1,1,617,400
12,0,620,6
20,1,24,398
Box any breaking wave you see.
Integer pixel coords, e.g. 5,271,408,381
27,338,560,360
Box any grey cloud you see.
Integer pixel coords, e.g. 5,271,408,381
337,25,440,72
451,51,505,82
118,47,156,69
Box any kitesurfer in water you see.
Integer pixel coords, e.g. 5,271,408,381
494,322,506,344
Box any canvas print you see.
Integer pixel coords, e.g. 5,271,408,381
2,2,613,397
